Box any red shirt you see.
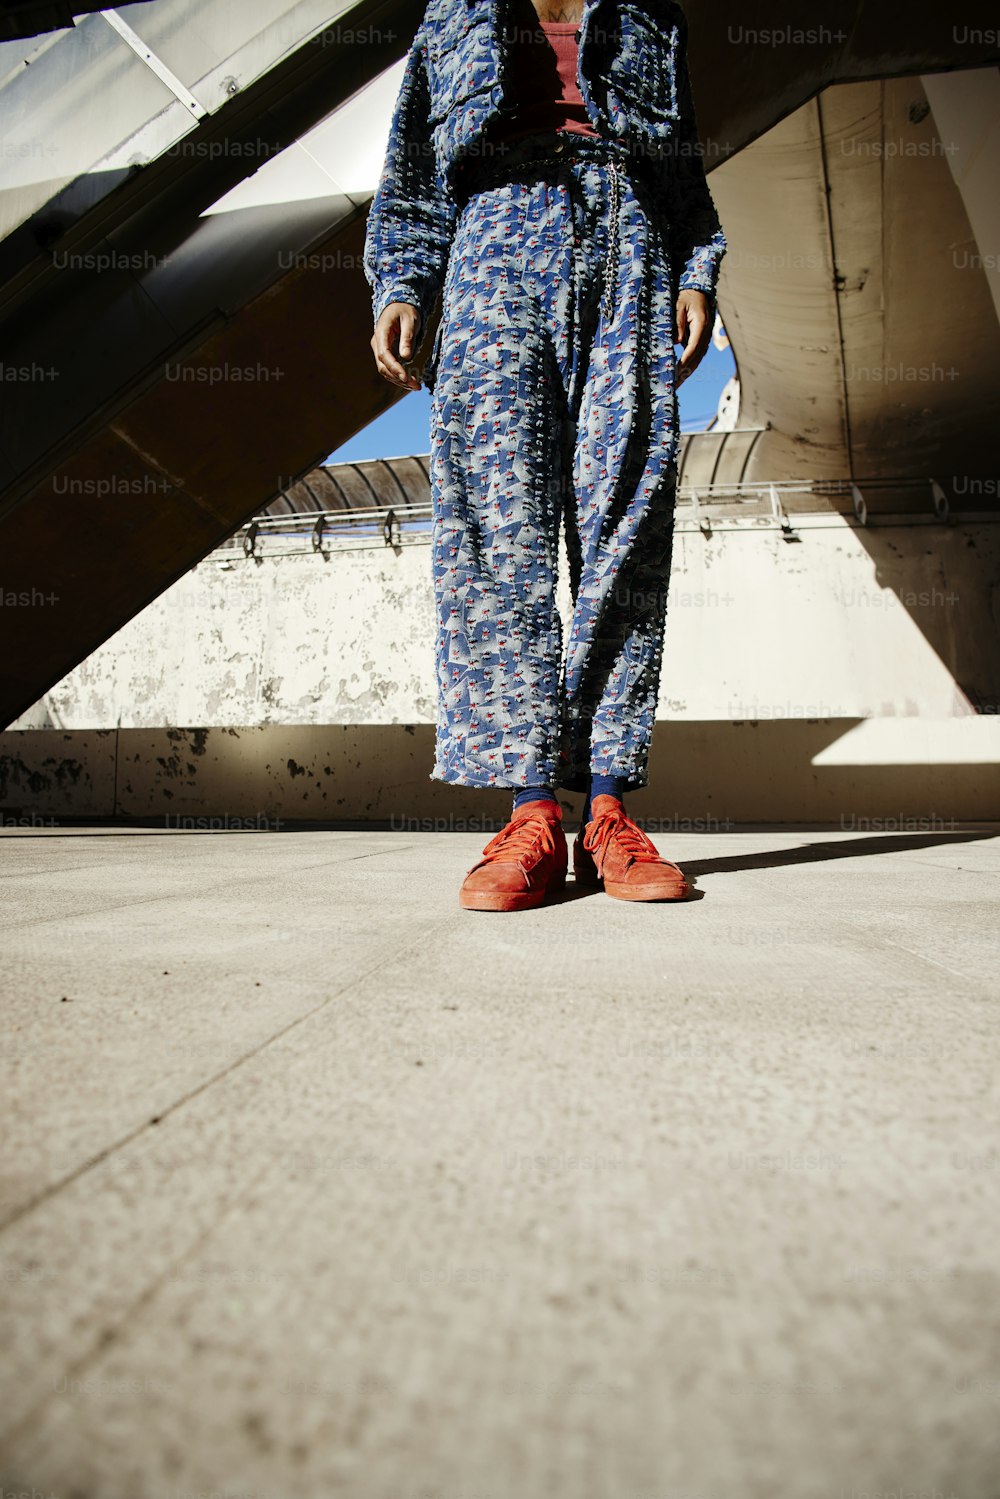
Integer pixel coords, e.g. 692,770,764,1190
488,20,601,144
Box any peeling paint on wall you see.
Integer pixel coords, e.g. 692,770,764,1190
10,523,1000,729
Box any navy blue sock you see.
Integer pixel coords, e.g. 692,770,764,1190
513,784,557,813
582,773,624,826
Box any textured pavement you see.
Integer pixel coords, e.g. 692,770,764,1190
2,822,999,1499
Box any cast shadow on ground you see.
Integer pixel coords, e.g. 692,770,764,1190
676,828,995,881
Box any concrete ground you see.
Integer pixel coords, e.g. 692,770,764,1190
2,821,999,1499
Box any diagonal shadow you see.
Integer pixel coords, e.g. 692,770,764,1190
678,828,997,879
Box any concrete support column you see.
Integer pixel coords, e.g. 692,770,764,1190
921,67,1000,324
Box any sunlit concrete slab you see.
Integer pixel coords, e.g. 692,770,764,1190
2,824,999,1498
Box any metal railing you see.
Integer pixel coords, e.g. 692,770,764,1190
209,475,994,565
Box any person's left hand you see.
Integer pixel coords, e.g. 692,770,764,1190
674,289,713,387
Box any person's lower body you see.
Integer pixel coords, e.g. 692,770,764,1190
425,132,688,904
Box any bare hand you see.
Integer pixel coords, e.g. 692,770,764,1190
674,289,713,387
371,302,423,391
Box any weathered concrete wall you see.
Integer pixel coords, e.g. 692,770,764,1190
11,517,1000,728
4,514,999,822
13,544,439,730
2,722,998,826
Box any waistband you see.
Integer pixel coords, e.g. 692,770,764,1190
450,130,635,325
452,130,636,203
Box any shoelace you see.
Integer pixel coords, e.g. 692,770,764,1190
479,812,559,866
582,807,664,874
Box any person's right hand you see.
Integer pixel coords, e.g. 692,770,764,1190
371,302,422,391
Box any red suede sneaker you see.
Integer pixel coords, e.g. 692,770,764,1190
459,800,568,911
574,794,689,901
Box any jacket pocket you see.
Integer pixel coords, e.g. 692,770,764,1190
424,13,496,124
606,4,681,124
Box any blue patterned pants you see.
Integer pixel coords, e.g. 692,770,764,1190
425,132,679,794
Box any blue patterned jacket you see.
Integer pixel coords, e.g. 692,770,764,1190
363,0,726,333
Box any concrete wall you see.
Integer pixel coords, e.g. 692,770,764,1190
4,513,1000,823
12,543,438,730
11,515,1000,727
1,721,998,828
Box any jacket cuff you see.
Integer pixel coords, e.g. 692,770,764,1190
677,235,725,306
372,282,434,332
677,273,717,314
